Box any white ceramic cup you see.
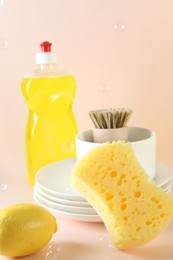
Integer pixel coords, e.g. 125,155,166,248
76,127,156,180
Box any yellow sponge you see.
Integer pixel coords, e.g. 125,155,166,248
71,142,173,249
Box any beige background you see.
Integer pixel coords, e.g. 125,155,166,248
0,0,173,178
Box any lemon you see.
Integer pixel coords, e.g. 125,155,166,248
0,203,57,257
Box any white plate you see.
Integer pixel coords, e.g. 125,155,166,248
36,180,86,201
160,178,173,190
34,184,91,207
35,158,86,201
33,190,172,223
153,161,173,187
34,190,97,215
35,158,173,201
33,193,102,223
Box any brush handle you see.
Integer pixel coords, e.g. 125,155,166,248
92,127,128,143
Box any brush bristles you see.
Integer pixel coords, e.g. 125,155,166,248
89,108,132,129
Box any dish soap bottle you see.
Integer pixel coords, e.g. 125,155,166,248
21,41,78,186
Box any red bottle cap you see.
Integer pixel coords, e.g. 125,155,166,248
36,41,57,64
40,41,52,52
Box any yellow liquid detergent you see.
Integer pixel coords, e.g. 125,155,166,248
21,75,77,186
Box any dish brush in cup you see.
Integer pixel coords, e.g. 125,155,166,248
89,108,132,143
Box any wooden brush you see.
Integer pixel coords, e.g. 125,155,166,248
89,108,132,129
89,108,132,143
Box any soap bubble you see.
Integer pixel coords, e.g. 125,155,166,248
62,140,74,153
45,250,57,260
0,0,4,7
108,243,114,249
98,234,109,246
99,83,110,92
45,243,62,259
99,235,104,243
0,38,8,49
65,186,70,192
97,233,114,251
0,181,7,192
114,21,125,33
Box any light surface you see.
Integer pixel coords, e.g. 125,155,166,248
0,0,173,177
0,167,173,259
1,1,173,258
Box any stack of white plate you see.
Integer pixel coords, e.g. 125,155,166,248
33,158,173,223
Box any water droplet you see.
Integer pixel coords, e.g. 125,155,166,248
114,21,125,33
0,0,4,7
0,38,8,49
62,140,74,153
99,83,110,92
45,243,62,259
0,181,7,192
